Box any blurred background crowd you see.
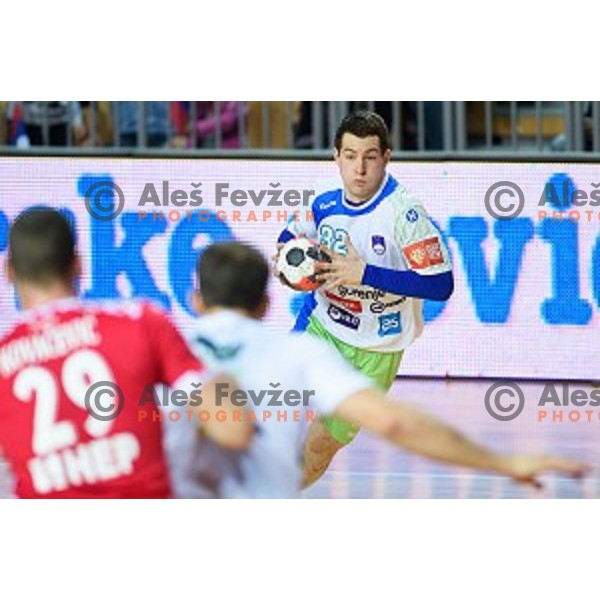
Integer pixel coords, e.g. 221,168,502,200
0,101,597,153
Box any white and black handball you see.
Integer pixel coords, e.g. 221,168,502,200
277,238,331,291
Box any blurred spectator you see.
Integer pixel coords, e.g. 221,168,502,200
293,101,446,151
293,101,327,148
80,102,114,147
7,102,86,146
197,101,245,148
0,102,7,145
293,102,394,149
551,102,593,152
171,102,246,149
117,101,169,147
248,102,295,148
405,101,444,150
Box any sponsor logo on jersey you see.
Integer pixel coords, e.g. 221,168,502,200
327,304,360,330
369,296,407,314
406,208,420,223
403,236,445,269
371,235,386,255
377,312,402,337
318,200,338,211
324,291,362,313
336,285,385,301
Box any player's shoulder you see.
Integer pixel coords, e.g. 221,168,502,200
386,177,423,212
216,318,312,361
188,311,273,352
0,322,25,352
83,298,163,321
385,179,434,228
312,177,343,211
0,297,84,348
237,329,335,378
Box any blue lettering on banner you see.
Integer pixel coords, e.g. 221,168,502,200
78,174,172,310
538,218,592,325
0,166,598,338
448,217,534,323
327,304,360,330
87,212,171,309
378,312,402,337
593,235,600,310
78,175,236,314
0,210,7,253
540,173,576,209
1,209,15,308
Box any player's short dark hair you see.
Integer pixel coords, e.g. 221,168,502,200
198,242,269,311
334,110,392,154
9,208,76,284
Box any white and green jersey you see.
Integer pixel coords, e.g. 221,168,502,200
286,173,451,352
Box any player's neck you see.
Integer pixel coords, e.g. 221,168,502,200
16,281,76,312
202,306,262,321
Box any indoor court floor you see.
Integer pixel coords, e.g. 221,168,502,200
303,378,600,499
1,378,597,499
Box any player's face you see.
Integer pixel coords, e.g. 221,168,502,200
334,133,390,202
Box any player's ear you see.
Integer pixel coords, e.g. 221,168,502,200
383,148,391,166
5,256,15,284
192,291,207,315
71,254,82,280
252,294,269,320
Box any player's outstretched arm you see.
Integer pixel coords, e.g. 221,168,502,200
334,391,590,488
194,373,254,451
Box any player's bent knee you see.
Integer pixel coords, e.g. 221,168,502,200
321,417,360,447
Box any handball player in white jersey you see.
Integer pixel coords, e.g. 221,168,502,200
276,110,455,485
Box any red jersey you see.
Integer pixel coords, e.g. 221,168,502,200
0,298,204,499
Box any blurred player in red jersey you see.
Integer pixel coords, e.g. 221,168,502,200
0,209,253,498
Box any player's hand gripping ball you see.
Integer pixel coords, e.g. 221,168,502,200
276,238,331,291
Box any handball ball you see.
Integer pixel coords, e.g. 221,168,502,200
277,238,331,291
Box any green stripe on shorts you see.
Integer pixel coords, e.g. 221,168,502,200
305,314,403,444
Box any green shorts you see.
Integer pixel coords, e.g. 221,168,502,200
305,315,403,445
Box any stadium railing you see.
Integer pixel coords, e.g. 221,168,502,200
0,101,599,155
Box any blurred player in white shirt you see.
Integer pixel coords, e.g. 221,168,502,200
166,242,588,498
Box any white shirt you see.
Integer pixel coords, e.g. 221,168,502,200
165,310,372,498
